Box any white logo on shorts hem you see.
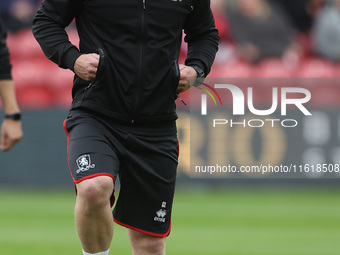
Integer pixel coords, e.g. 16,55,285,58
76,154,95,173
154,202,167,223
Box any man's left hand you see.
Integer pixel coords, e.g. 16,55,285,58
176,64,197,93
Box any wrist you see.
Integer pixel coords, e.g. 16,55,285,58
191,66,205,87
4,112,21,121
191,65,205,78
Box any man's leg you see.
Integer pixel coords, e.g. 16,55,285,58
128,229,166,255
75,176,114,254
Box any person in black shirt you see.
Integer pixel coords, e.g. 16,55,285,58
33,1,219,255
0,16,23,151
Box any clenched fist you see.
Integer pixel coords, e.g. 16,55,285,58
176,64,197,93
74,53,100,82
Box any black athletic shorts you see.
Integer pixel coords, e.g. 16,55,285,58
63,110,179,237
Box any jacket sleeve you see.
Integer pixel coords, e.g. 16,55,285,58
183,0,219,76
0,16,12,80
32,0,82,71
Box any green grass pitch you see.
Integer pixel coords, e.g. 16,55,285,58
0,188,339,255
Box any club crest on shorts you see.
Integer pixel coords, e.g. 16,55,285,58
76,154,95,173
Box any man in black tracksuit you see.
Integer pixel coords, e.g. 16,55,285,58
33,1,219,254
0,16,23,151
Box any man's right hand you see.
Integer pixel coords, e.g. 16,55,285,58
0,119,23,152
74,53,100,82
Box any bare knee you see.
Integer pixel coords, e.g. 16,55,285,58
76,176,114,210
129,229,166,255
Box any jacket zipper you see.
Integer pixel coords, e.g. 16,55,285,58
132,0,146,124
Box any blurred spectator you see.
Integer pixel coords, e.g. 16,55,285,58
313,0,340,62
274,0,326,57
0,0,40,32
210,0,237,64
274,0,326,33
228,0,295,63
211,0,232,43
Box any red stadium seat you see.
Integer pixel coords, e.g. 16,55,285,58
16,84,54,109
253,58,293,78
212,61,253,78
47,66,74,89
12,59,56,109
333,63,340,78
297,58,336,78
46,66,74,108
7,29,45,60
12,60,45,90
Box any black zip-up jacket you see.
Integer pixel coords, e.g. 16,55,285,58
32,0,219,123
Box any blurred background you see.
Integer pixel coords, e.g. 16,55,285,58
1,0,340,187
1,1,340,255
